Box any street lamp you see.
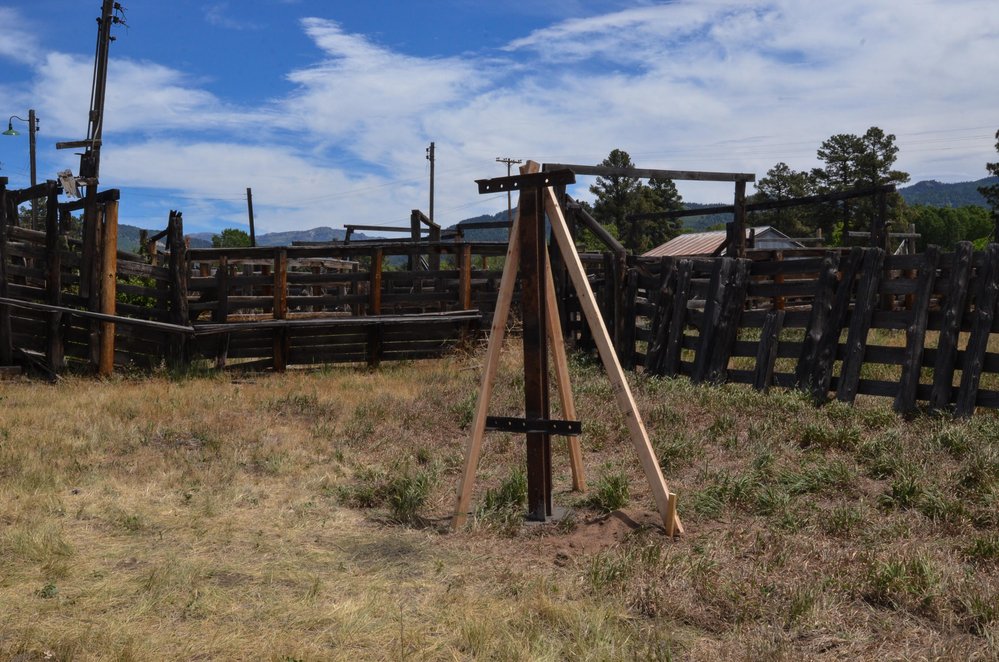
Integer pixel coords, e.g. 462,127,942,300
3,109,39,229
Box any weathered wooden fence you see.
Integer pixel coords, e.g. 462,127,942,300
590,243,999,416
0,179,506,374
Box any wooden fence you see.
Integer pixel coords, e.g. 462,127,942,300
0,179,506,374
595,243,999,416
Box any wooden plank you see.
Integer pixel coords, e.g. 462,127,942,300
451,163,533,530
692,258,731,384
706,258,750,383
894,246,940,413
369,247,383,315
458,243,472,310
98,200,118,376
837,248,886,403
930,242,974,409
753,309,785,392
213,255,229,323
662,259,694,377
545,247,586,492
795,252,839,387
544,185,682,534
644,260,677,375
272,249,289,372
168,211,189,367
955,243,999,418
0,297,193,333
621,268,639,369
810,247,863,401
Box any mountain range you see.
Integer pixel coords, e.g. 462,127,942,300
116,177,997,252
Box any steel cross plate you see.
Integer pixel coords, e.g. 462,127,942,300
485,415,582,436
475,169,576,195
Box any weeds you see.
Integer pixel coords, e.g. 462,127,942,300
581,467,630,513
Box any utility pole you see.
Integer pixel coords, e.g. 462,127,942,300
426,141,435,224
246,187,256,247
27,109,37,229
496,157,522,222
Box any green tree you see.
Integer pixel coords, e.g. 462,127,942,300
906,204,992,251
589,149,683,253
979,129,999,241
811,127,909,240
212,228,252,248
752,162,815,236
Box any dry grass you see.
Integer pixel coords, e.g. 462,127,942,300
1,342,998,660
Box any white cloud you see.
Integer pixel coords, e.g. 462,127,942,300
0,7,40,65
5,1,999,232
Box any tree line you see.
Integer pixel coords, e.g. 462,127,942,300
586,126,999,253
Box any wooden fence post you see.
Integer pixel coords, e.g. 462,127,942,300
88,203,105,369
369,247,383,315
837,248,885,403
955,243,999,418
458,243,472,310
662,259,693,377
366,247,383,366
894,245,939,413
930,242,973,410
167,211,189,368
621,268,638,369
273,248,288,372
45,181,64,372
795,252,839,388
98,200,118,376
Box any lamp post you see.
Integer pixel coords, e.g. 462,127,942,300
3,109,39,229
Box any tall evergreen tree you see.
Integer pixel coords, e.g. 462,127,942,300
753,162,815,236
589,149,683,252
811,127,909,239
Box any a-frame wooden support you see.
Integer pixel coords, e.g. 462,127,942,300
451,161,683,535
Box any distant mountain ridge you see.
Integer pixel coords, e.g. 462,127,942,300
898,177,997,208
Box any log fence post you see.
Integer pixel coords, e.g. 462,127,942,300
273,248,288,372
98,200,118,376
45,181,64,372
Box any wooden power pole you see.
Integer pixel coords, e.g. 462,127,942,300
426,142,435,224
246,187,256,247
496,157,522,223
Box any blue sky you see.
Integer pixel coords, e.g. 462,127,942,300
1,0,997,235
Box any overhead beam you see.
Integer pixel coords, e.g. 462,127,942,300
544,163,755,183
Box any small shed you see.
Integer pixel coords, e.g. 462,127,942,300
642,226,802,258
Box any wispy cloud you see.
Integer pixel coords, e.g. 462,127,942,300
4,1,999,233
0,7,41,65
203,2,261,31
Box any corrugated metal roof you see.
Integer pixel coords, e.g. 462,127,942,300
642,226,802,258
643,230,727,258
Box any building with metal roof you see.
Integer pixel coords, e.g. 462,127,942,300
642,226,803,258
